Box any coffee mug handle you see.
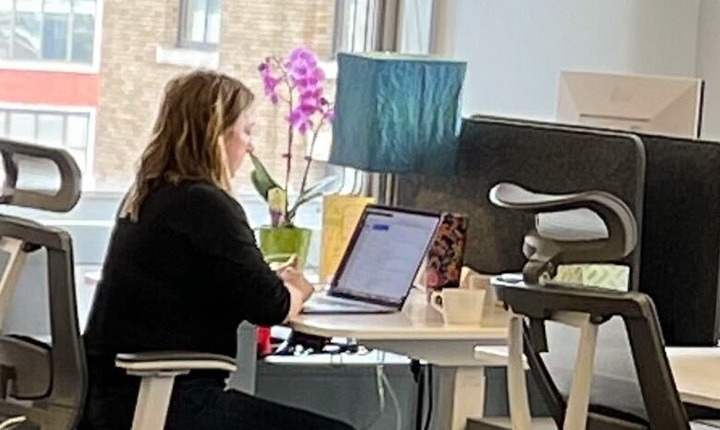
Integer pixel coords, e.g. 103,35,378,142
430,291,444,314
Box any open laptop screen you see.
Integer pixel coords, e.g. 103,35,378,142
332,207,440,305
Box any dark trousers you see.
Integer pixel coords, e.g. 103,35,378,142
79,375,355,430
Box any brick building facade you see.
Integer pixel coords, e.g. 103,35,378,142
94,0,336,192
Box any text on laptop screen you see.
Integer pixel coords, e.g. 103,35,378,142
333,209,439,304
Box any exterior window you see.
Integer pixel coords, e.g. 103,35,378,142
178,0,220,48
0,0,96,64
0,1,413,193
0,108,92,175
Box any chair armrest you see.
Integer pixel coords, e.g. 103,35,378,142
489,182,636,256
489,182,637,283
115,352,237,373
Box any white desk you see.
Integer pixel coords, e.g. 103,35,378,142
86,269,508,427
666,347,720,411
291,288,508,430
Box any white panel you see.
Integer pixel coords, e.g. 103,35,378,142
439,0,702,121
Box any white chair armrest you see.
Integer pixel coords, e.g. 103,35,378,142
115,352,236,374
115,352,237,430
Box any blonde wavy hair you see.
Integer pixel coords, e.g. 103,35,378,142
121,70,254,221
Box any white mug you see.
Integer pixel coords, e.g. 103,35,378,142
430,288,486,325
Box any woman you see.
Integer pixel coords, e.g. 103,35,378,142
80,70,354,430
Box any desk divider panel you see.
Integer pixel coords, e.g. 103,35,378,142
625,133,720,346
396,116,646,290
426,114,720,346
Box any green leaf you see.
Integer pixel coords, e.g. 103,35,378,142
286,175,338,220
249,152,282,200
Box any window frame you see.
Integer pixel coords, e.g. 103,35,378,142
0,102,96,189
176,0,220,50
0,0,104,73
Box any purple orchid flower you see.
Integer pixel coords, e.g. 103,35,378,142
323,108,336,122
286,47,318,76
259,58,280,104
289,106,314,135
254,46,337,228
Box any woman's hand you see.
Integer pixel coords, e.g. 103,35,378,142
272,254,298,274
278,266,314,301
279,266,314,322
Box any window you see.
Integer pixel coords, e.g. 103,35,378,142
0,0,414,197
178,0,220,48
0,107,92,176
0,0,96,64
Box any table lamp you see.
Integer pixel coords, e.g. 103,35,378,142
329,52,467,178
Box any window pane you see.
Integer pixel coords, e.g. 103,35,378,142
183,0,208,44
205,0,220,44
68,148,86,172
15,0,41,13
42,13,69,60
13,12,41,59
8,113,36,142
72,0,95,15
0,0,11,59
0,112,6,137
37,114,64,147
44,0,71,14
66,114,88,149
71,13,93,63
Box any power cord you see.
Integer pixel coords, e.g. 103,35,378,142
381,365,403,430
360,362,386,430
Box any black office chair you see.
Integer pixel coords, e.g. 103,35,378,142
0,140,235,430
469,182,719,430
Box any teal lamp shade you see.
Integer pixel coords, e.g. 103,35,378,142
329,52,467,175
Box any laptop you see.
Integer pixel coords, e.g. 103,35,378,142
303,204,441,314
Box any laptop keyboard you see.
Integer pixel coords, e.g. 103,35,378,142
311,295,355,305
305,294,389,311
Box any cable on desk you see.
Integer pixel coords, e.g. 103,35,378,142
424,364,433,430
361,355,387,430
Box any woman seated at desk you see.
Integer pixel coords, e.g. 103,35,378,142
80,70,354,430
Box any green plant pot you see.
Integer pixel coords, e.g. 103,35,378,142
258,226,312,269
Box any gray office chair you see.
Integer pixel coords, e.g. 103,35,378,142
0,140,236,430
469,182,719,430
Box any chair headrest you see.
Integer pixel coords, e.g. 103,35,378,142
489,182,638,283
0,140,81,213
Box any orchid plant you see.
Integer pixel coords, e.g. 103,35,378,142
250,46,337,228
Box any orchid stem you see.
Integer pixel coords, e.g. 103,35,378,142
299,115,326,195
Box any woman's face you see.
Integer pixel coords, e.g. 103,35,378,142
224,110,255,175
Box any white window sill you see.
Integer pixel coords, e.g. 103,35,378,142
155,45,219,69
0,60,99,74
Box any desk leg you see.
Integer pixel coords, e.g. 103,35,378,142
435,366,486,430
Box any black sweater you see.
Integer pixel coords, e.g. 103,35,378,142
83,181,290,369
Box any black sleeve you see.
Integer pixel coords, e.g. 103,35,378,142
167,185,290,326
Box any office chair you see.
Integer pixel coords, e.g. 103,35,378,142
0,140,236,430
469,182,719,430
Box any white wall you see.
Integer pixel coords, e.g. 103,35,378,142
696,0,720,140
433,0,702,122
